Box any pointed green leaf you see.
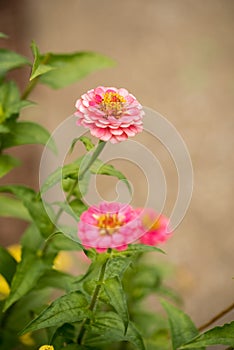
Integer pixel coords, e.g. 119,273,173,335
180,321,234,348
1,121,56,152
21,291,89,334
3,249,50,311
162,300,204,350
20,224,44,251
85,311,145,350
0,154,20,178
30,41,54,80
0,49,30,76
104,276,129,332
0,246,17,284
69,135,95,154
106,255,133,279
0,194,31,221
39,51,115,89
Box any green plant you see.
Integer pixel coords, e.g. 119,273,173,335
0,34,233,350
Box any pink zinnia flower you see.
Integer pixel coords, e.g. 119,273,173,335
75,86,144,143
137,208,172,246
78,202,144,252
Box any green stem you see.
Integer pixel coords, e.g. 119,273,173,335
198,302,234,332
77,256,109,345
41,140,106,254
79,140,106,180
55,140,106,222
21,77,39,100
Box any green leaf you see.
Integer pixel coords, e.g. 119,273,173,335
84,311,145,350
0,246,17,284
90,160,132,195
3,249,51,311
126,244,165,255
69,135,95,154
1,121,56,152
30,41,54,80
21,291,89,334
104,276,129,333
180,321,234,348
20,224,44,252
161,300,204,350
0,154,20,178
0,194,31,220
39,51,115,89
50,233,83,251
40,157,83,194
106,255,133,279
36,269,76,292
0,48,30,76
0,185,55,238
0,81,30,122
3,289,51,333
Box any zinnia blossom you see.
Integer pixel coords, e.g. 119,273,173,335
75,86,144,143
137,208,172,246
78,202,144,252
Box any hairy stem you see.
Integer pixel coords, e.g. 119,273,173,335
77,256,109,344
198,302,234,332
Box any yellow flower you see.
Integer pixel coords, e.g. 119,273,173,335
7,244,22,262
0,244,22,298
0,275,10,298
19,332,35,346
39,346,54,350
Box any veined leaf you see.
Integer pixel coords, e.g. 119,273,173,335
104,276,129,333
1,121,56,153
0,246,17,285
39,51,115,89
161,300,204,350
0,48,30,76
180,321,234,348
0,154,20,178
21,291,90,334
84,311,145,350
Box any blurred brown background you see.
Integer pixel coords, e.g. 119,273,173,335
0,0,233,334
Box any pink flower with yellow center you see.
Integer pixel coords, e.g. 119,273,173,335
75,86,144,143
78,202,144,252
137,208,172,246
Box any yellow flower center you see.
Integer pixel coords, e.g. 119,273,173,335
142,214,161,231
101,92,126,118
94,213,124,235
